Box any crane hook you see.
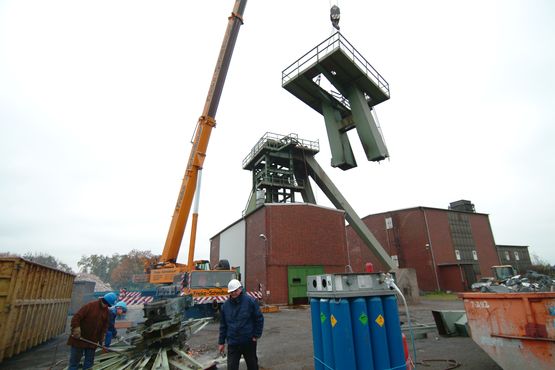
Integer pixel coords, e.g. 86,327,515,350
330,5,340,30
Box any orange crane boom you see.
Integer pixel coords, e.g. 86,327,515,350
150,0,247,283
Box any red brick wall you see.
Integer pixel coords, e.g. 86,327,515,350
346,207,501,292
469,214,501,277
438,265,465,292
245,207,267,295
347,208,440,291
397,208,441,291
247,204,347,304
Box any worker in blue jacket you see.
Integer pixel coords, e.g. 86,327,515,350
104,301,127,347
218,279,264,370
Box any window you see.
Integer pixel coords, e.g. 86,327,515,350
505,251,510,261
472,250,478,260
455,250,461,260
514,251,520,261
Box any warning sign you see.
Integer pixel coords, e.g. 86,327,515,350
359,312,368,326
375,314,385,327
331,314,337,328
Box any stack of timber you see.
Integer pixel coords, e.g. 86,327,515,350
0,257,75,362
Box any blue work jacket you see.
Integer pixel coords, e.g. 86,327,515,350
218,290,264,346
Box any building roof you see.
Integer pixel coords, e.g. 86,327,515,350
496,244,530,249
361,205,490,220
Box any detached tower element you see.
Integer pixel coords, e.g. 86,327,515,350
282,32,390,170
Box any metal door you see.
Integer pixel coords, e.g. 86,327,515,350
287,265,324,304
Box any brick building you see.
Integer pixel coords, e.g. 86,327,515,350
210,203,350,305
210,199,527,303
495,244,532,273
346,201,502,292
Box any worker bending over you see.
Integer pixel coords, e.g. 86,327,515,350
67,292,116,370
105,301,127,347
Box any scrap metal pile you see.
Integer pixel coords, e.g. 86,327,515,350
482,270,555,293
75,296,216,370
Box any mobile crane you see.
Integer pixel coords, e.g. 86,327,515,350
147,0,247,285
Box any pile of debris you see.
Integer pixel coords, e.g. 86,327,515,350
80,296,217,370
75,272,113,292
482,270,555,293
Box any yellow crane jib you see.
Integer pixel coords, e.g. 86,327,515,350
149,0,248,284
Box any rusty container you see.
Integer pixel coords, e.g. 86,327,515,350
0,257,75,362
459,292,555,370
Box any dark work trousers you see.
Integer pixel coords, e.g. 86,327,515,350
227,340,258,370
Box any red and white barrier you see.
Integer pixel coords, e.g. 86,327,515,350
118,290,154,307
116,289,262,306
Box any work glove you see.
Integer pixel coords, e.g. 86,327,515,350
71,327,81,338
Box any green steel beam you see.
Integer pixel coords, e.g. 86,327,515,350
322,101,357,170
305,156,395,270
346,86,389,161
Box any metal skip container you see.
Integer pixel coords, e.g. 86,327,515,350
308,273,406,370
459,292,555,370
0,257,75,362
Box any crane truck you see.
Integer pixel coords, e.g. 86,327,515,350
141,0,249,312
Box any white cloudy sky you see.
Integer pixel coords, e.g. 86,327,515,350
1,0,554,271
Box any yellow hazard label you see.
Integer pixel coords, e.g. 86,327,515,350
375,314,385,327
331,314,337,328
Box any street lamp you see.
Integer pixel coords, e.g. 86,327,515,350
259,234,269,299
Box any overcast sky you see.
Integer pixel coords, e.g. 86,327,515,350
1,0,554,271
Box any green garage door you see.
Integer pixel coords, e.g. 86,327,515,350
287,265,324,305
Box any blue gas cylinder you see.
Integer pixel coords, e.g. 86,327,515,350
319,298,335,369
367,296,391,369
310,298,325,370
383,295,406,370
330,299,356,370
350,297,374,370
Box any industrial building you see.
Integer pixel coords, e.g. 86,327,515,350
210,198,533,303
210,203,349,305
496,244,532,273
346,200,503,292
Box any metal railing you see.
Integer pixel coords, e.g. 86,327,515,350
256,174,305,188
282,32,389,98
242,132,319,168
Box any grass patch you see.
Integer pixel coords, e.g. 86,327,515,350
422,291,459,301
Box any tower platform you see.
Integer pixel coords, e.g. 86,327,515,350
282,32,390,117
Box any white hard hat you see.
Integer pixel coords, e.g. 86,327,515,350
227,279,242,293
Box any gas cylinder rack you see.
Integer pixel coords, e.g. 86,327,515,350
307,273,407,370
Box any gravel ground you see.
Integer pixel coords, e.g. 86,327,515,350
0,298,502,370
